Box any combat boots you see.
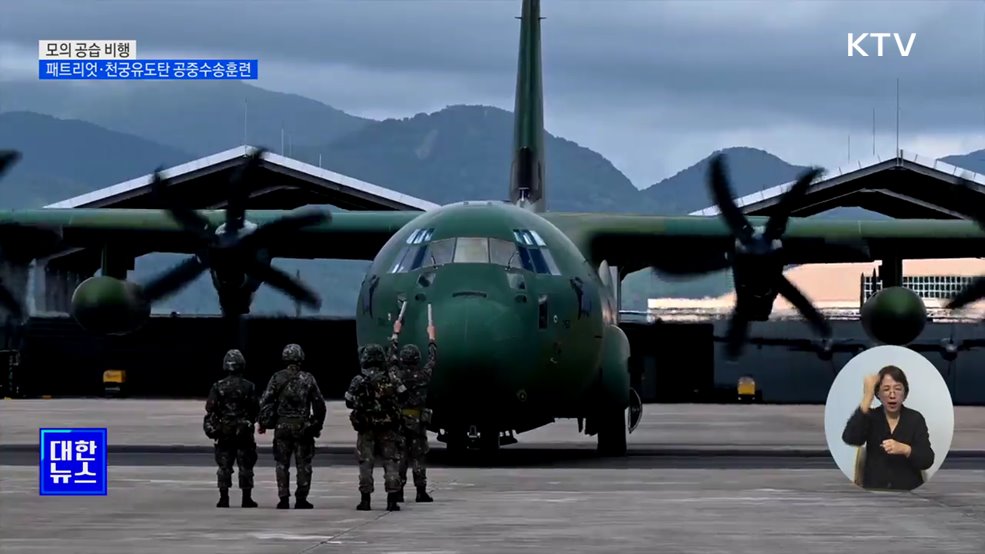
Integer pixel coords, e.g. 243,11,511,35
356,493,371,511
416,486,433,502
386,492,401,511
241,489,257,508
216,488,229,508
276,496,290,509
295,494,313,509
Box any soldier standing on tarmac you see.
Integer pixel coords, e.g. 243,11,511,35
394,304,436,503
203,349,259,508
346,303,410,511
258,343,327,509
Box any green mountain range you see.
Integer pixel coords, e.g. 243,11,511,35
1,81,982,314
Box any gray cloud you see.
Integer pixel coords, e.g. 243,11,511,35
3,0,984,185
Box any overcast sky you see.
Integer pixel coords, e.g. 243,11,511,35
3,0,985,187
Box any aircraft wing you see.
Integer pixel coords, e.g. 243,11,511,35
546,213,985,275
0,209,421,261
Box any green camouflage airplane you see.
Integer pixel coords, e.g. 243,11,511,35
3,0,985,454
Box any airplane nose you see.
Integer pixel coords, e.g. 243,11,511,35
429,296,525,409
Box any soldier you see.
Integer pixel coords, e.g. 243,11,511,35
258,343,327,509
394,305,436,503
345,337,406,512
203,349,259,508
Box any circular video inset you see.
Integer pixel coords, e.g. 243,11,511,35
823,345,953,491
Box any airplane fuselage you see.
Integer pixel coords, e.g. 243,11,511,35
354,201,629,440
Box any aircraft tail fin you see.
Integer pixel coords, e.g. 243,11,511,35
508,0,546,212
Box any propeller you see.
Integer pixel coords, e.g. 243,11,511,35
653,153,831,358
712,154,832,357
137,147,330,314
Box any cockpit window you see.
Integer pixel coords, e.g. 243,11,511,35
388,227,560,275
406,227,435,245
425,238,455,267
452,237,488,263
489,239,517,266
512,228,561,275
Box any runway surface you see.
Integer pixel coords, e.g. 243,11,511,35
2,399,984,553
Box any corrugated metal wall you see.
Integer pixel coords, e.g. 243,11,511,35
5,315,985,405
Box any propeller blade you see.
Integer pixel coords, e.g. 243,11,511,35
138,255,207,303
0,280,23,319
776,275,832,338
649,253,731,277
946,275,985,310
245,261,321,309
239,210,330,250
763,167,822,241
0,150,21,180
150,169,213,240
723,306,750,359
709,154,754,243
225,148,266,234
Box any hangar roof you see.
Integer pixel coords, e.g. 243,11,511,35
42,145,437,275
690,150,985,219
45,145,439,212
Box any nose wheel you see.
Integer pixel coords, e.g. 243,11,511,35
595,408,627,456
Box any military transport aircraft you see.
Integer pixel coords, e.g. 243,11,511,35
4,0,985,455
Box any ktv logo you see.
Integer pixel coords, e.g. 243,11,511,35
848,33,916,57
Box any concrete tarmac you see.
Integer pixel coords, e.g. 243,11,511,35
2,400,985,553
4,399,985,450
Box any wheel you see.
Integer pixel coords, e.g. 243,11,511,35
596,409,627,456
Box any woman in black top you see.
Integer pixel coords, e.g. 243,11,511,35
841,365,934,491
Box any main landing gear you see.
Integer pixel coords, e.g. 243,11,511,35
590,389,642,457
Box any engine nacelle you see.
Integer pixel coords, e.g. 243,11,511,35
71,276,151,335
861,286,927,345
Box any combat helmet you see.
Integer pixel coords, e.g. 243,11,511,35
359,344,385,371
282,343,304,364
223,349,245,373
399,344,421,367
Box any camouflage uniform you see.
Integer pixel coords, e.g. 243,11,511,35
258,344,327,509
204,349,259,508
346,343,406,511
394,337,436,503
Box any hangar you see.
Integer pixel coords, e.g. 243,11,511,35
31,145,438,314
631,150,985,405
2,145,439,398
9,147,985,405
689,149,985,220
685,149,985,293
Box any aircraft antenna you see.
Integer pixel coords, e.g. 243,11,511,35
281,127,285,155
318,153,322,168
243,98,248,145
895,78,900,156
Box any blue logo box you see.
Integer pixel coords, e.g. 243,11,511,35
39,428,107,496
